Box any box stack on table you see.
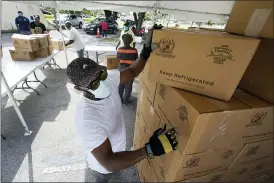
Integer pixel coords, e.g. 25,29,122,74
10,34,53,61
51,38,72,51
134,1,273,182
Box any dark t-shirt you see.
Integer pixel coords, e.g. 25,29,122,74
15,16,30,31
30,22,47,34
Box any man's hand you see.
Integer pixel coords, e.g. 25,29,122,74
145,125,178,159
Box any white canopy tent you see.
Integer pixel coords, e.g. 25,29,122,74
14,1,235,23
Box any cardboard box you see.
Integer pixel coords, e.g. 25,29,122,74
154,84,251,155
182,171,226,182
225,1,273,38
148,29,260,101
252,173,273,183
239,38,274,104
104,55,120,70
12,34,40,52
48,46,54,55
142,159,159,182
151,143,240,181
9,49,36,61
31,34,49,48
223,139,273,182
51,39,65,51
187,27,225,33
140,61,157,104
133,119,142,150
233,89,273,143
35,48,49,58
137,80,161,136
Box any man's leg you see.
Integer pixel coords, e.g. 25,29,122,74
124,79,134,104
104,30,107,37
77,49,84,58
118,84,125,103
89,168,113,183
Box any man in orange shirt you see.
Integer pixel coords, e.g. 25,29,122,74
100,20,108,38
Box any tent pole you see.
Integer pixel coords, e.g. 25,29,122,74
55,1,69,67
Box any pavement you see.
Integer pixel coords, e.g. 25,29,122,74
1,30,141,182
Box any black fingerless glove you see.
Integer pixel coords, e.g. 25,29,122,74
140,44,152,60
145,124,178,159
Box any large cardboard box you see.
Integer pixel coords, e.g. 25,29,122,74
51,39,65,51
223,139,273,182
31,34,49,48
35,48,49,58
225,1,273,39
48,46,54,55
151,143,240,181
154,84,251,155
9,49,36,61
252,173,273,183
148,29,260,101
104,55,120,70
239,38,274,104
233,89,273,143
182,171,226,182
140,61,157,104
12,34,40,52
137,80,161,136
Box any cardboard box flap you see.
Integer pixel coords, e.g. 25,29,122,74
174,88,224,113
234,89,273,108
210,97,251,111
12,34,37,40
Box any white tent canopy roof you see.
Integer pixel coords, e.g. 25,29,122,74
14,1,235,23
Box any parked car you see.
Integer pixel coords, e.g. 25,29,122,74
52,14,83,29
83,18,118,35
40,8,52,15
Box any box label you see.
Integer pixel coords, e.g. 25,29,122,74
155,38,175,58
207,45,235,64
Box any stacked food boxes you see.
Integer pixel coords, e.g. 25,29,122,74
51,38,72,51
10,34,53,61
134,1,273,182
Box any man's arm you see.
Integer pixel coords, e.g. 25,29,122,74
116,41,120,50
65,40,74,46
92,138,147,172
15,18,20,32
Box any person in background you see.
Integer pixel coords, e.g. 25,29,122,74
100,20,108,38
15,11,31,35
117,34,138,105
64,22,85,58
131,26,136,35
30,15,48,34
116,22,135,50
30,16,34,23
66,24,177,183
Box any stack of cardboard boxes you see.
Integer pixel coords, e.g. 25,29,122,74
134,1,273,182
10,34,53,61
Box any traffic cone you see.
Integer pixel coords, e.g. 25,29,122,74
96,27,101,38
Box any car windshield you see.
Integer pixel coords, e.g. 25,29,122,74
60,14,69,20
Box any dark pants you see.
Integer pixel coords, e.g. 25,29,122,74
89,169,113,183
102,30,107,37
77,49,85,58
118,64,133,103
20,30,32,35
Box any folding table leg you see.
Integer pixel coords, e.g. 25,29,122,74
43,58,61,70
1,134,6,140
1,71,32,136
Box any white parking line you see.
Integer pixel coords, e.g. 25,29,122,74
42,163,88,174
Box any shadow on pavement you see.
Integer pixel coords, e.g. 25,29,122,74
1,69,71,182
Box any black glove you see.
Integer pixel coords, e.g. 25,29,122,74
145,124,178,159
140,24,163,61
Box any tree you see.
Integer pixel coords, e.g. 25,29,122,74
133,12,146,36
104,10,119,20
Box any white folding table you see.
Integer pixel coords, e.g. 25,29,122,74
85,45,117,63
1,47,60,136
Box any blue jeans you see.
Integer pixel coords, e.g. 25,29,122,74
102,30,107,37
77,49,85,58
118,64,133,103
